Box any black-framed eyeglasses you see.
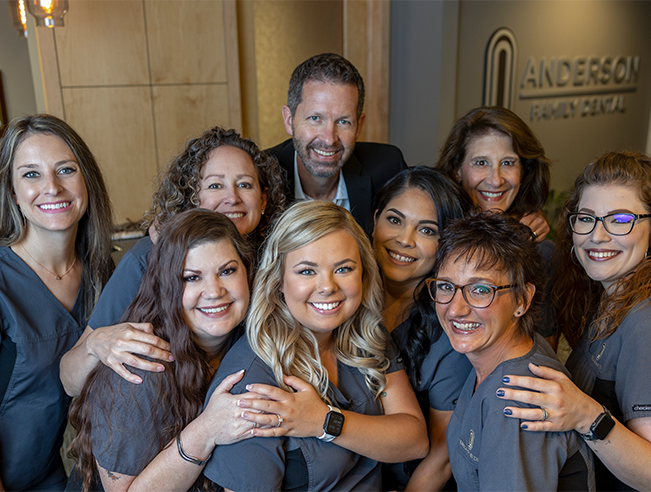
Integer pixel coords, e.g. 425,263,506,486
568,212,651,236
425,278,517,309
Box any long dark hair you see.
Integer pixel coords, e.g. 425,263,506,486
553,151,651,347
435,106,550,218
0,114,114,320
68,209,253,491
372,167,470,384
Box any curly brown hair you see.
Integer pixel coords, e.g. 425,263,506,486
143,126,286,245
435,106,550,218
552,151,651,348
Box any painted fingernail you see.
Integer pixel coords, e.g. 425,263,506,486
503,408,513,415
521,424,528,429
496,389,505,397
169,355,175,361
246,384,253,390
134,378,142,384
157,365,164,372
502,376,510,383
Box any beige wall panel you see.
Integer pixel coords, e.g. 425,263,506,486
55,1,149,87
152,84,230,167
237,0,260,141
343,0,368,142
253,0,343,149
146,0,227,84
63,86,157,224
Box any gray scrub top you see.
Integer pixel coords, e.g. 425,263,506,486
383,320,472,490
88,236,153,329
0,247,85,491
566,299,651,491
204,334,402,491
447,333,595,492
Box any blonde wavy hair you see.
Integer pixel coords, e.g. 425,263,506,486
247,201,388,400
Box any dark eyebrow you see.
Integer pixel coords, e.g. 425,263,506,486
386,208,405,218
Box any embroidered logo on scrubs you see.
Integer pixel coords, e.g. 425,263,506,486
633,405,651,411
468,430,475,450
595,343,606,360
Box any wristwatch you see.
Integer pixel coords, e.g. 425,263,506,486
578,405,615,441
317,405,345,442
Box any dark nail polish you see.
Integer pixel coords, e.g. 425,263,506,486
503,408,512,415
521,424,528,429
496,389,505,397
502,376,510,383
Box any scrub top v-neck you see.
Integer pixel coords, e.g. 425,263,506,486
0,246,85,491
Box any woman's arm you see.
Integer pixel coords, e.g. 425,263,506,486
498,363,651,490
240,370,429,463
93,371,257,492
60,324,173,396
404,408,452,491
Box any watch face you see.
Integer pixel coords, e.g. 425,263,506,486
593,413,615,440
325,412,345,436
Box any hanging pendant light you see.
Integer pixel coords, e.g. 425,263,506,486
26,0,69,28
8,0,28,37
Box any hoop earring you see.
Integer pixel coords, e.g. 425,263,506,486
570,245,581,266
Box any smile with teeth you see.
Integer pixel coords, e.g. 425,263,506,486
223,212,245,219
587,250,620,259
310,301,341,311
312,148,338,157
388,250,416,263
198,304,230,314
452,321,480,331
39,201,71,210
479,191,505,199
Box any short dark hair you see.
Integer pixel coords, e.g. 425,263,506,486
436,106,551,218
287,53,365,121
432,212,545,339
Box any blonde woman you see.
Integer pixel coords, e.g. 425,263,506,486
204,201,427,491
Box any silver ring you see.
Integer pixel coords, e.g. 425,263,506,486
275,414,283,428
541,407,549,421
532,231,538,238
253,422,258,429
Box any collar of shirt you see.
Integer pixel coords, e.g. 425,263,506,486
293,152,350,211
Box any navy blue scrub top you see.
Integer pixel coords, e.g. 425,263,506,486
0,247,85,491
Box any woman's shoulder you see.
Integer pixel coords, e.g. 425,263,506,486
209,336,278,397
618,298,651,333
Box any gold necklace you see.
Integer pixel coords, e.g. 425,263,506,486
20,244,77,280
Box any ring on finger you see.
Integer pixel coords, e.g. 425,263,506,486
275,414,283,428
541,407,549,421
253,422,258,429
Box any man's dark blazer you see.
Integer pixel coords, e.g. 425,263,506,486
267,138,408,234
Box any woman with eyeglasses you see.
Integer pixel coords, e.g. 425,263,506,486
425,212,593,491
498,152,651,491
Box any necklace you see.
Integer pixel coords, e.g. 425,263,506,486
20,244,77,280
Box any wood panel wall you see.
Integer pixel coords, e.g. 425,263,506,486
34,0,241,225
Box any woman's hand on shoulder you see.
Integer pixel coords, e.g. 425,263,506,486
520,211,550,242
497,362,603,433
86,322,173,384
194,370,261,446
238,375,329,438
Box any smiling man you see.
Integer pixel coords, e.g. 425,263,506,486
267,53,407,233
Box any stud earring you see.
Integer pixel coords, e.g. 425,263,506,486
261,209,265,215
